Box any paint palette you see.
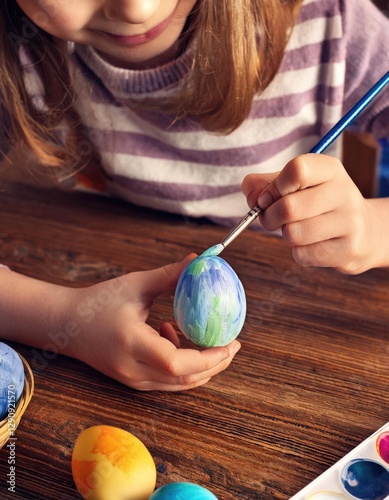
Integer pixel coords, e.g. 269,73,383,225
290,422,389,500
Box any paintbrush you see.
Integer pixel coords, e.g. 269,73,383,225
211,70,389,256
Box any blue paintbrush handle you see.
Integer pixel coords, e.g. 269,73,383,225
311,71,389,154
220,71,389,251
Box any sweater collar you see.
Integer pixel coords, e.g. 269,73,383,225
72,40,195,97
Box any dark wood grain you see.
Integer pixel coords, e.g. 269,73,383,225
0,182,388,500
342,131,380,198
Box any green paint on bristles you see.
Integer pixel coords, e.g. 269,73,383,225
200,244,224,258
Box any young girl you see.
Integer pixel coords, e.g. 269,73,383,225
0,0,388,390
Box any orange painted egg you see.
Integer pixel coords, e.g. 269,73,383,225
71,425,156,500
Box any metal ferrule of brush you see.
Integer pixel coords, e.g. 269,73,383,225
221,205,262,249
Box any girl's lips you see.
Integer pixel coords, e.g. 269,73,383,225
102,14,173,46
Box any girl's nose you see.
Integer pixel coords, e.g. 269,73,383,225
104,0,161,24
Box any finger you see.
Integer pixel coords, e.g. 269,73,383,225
257,154,343,209
128,334,241,391
131,253,197,299
283,211,350,247
159,322,181,348
135,343,239,391
260,180,338,232
291,238,354,271
134,324,241,374
292,233,370,275
133,376,213,392
242,172,279,208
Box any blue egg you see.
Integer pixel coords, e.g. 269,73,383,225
340,458,389,499
0,343,25,421
174,247,246,347
149,482,218,499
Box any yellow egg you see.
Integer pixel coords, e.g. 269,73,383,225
71,425,156,500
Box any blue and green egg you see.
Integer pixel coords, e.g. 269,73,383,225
174,246,246,347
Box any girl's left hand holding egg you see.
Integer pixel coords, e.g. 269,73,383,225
0,257,240,391
61,255,241,391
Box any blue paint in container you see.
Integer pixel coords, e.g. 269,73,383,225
340,459,389,500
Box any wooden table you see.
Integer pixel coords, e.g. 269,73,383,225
0,182,388,500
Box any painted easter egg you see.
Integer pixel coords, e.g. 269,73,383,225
0,342,25,421
149,482,218,499
174,246,246,347
71,425,156,500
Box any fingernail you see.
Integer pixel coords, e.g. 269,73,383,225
232,342,241,355
257,190,273,209
221,348,230,360
222,342,240,359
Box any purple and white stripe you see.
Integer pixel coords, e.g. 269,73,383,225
21,0,389,225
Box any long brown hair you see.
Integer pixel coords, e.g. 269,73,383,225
0,0,302,177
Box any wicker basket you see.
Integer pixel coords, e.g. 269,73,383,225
0,354,34,449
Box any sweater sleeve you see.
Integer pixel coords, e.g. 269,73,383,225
342,0,389,138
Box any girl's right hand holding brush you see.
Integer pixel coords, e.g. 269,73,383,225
242,154,389,274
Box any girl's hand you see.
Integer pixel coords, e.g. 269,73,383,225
62,255,241,391
242,154,389,274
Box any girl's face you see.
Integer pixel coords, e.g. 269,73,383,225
16,0,198,69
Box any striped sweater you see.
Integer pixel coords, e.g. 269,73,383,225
22,0,389,226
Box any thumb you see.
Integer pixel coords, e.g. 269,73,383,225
133,253,197,299
242,172,279,209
